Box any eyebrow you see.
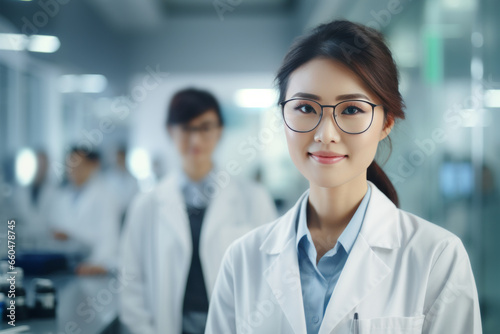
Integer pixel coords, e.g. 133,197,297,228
291,92,371,101
291,92,321,100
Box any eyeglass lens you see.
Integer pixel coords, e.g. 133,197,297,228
181,123,220,136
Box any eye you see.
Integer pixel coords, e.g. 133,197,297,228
341,106,363,115
200,125,211,132
339,102,371,116
337,100,373,116
294,103,317,114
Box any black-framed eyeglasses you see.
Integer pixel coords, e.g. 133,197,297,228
280,98,382,134
179,123,221,137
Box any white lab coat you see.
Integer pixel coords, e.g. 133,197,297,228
50,173,121,270
119,172,278,334
206,181,482,334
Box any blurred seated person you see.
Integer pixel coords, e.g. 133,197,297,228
50,147,120,276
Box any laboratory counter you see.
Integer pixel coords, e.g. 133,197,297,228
0,273,122,334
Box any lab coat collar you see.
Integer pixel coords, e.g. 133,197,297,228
154,171,191,269
153,168,244,259
260,190,308,333
260,189,309,255
260,181,401,255
359,181,401,249
154,171,188,211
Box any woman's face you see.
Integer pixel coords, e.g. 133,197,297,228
284,58,392,189
169,110,222,167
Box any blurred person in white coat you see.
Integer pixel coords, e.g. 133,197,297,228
206,20,481,334
13,150,57,249
119,88,277,334
51,147,121,275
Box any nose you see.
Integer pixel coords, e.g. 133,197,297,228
188,130,204,146
313,107,342,143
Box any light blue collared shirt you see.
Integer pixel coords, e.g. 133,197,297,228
296,185,371,334
178,169,215,209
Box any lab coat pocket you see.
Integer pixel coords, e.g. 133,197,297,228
358,315,425,334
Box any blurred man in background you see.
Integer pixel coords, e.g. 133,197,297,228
120,88,277,334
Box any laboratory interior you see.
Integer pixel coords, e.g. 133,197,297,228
0,0,499,333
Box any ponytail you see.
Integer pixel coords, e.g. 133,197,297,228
367,161,399,207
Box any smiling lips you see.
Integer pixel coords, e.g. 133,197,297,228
309,151,347,164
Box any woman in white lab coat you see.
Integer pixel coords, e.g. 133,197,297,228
206,20,482,333
119,88,277,334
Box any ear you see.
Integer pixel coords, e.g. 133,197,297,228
166,125,173,138
379,118,394,142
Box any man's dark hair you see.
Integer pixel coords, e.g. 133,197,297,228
166,88,224,126
69,146,100,162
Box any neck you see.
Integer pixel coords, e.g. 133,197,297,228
183,160,213,182
307,174,368,232
74,171,94,188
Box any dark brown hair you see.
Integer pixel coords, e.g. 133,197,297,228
275,20,405,207
166,88,224,126
69,146,100,162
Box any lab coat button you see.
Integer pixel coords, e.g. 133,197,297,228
312,315,319,323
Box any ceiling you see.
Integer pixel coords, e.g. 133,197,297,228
1,0,495,96
86,0,296,32
163,0,292,10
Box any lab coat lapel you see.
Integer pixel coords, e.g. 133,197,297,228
201,176,238,243
264,240,306,334
319,235,391,333
262,191,308,334
199,178,241,296
319,182,400,334
155,173,191,252
155,173,191,330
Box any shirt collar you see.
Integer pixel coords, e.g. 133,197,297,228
178,168,215,208
295,184,371,255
